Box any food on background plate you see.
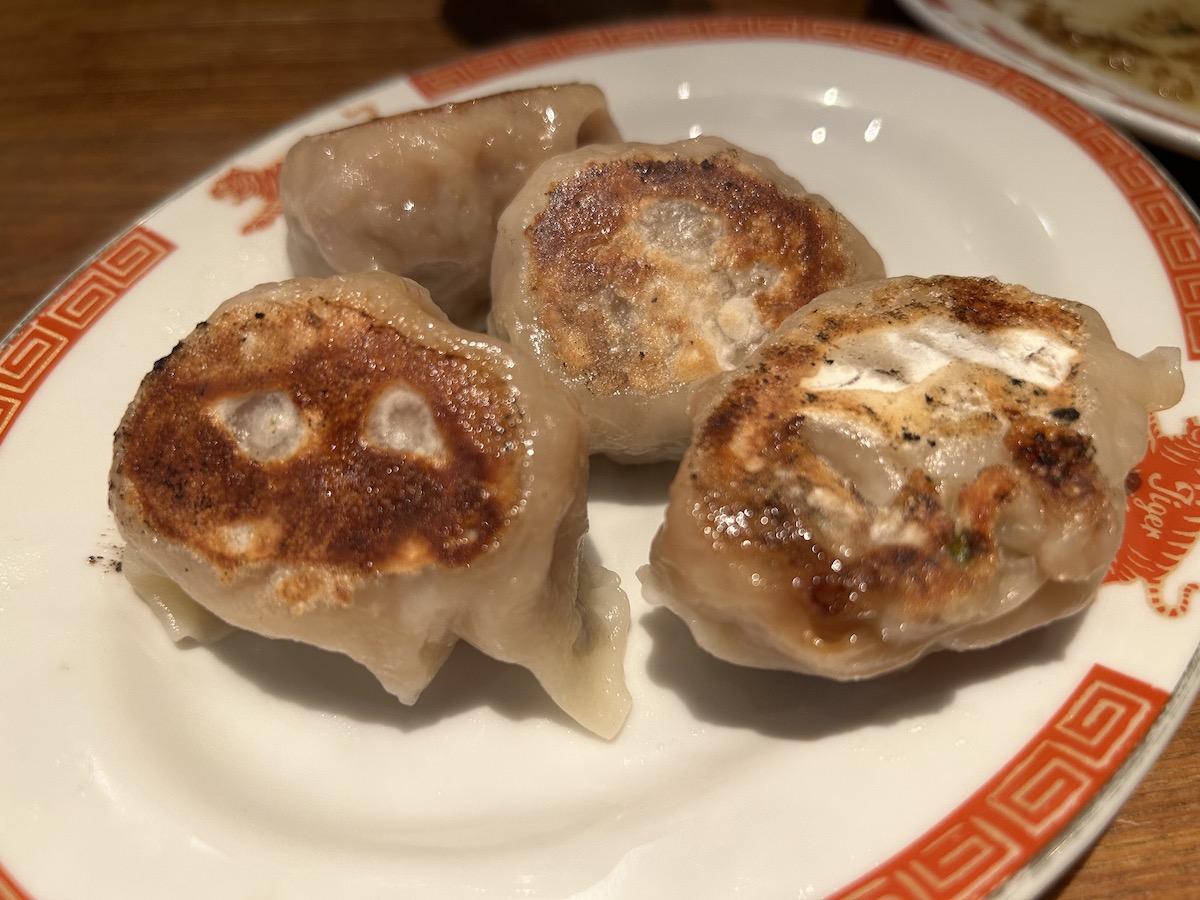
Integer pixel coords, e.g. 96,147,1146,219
108,272,631,739
490,135,885,463
281,84,622,329
639,275,1185,679
993,0,1200,115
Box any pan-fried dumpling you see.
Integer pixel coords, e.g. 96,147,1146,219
281,84,622,329
109,272,631,738
639,275,1184,679
489,135,884,462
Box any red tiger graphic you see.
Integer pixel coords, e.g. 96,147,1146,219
210,160,283,235
1106,413,1200,617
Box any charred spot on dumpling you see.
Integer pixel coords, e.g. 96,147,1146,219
1006,417,1101,499
115,291,523,578
523,145,876,394
936,275,1085,338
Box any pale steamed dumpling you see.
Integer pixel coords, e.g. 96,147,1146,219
281,84,623,328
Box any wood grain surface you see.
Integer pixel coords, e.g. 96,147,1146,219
1,1,1196,897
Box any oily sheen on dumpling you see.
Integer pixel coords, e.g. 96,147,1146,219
639,275,1184,679
490,135,884,462
109,272,631,738
281,84,622,328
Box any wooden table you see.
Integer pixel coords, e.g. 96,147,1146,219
1,1,1196,896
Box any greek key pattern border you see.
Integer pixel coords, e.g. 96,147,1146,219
0,226,175,447
830,664,1167,899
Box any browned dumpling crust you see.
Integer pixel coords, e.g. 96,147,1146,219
490,135,885,462
110,272,630,738
640,275,1184,679
281,84,622,329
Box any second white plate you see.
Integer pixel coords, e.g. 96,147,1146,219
898,0,1200,156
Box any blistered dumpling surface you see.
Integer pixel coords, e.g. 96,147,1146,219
490,135,884,462
109,272,630,738
639,275,1184,679
281,84,622,328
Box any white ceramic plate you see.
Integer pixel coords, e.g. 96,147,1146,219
896,0,1200,156
2,17,1199,900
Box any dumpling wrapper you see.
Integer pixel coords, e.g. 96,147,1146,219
490,134,885,462
281,84,623,329
109,272,631,738
639,275,1185,679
